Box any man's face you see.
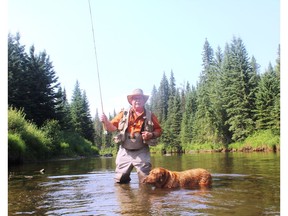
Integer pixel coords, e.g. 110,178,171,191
131,95,145,109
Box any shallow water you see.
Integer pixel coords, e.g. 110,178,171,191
8,152,280,215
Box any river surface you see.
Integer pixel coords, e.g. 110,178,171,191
8,152,280,215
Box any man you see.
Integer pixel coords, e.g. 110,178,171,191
101,88,162,184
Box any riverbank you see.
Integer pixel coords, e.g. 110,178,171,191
151,129,280,154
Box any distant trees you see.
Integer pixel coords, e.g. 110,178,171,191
8,33,95,144
8,33,60,126
149,37,280,150
8,33,280,155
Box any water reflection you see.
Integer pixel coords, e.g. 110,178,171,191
114,183,154,215
8,153,280,215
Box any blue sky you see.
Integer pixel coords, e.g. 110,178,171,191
8,0,280,116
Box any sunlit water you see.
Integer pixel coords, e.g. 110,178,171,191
8,152,280,215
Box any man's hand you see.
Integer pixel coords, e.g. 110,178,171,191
100,113,108,123
141,131,153,140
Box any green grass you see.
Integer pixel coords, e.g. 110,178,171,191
229,130,279,151
8,133,26,163
8,107,100,164
150,130,279,154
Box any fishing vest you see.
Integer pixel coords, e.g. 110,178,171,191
113,109,158,150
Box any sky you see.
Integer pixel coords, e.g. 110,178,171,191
7,0,280,117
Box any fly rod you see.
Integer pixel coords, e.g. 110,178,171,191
88,0,104,114
88,0,107,134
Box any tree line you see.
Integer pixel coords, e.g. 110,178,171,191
8,33,97,162
8,33,280,160
147,37,280,151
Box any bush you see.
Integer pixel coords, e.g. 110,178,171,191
8,107,100,163
62,131,99,156
8,107,51,161
8,133,26,163
60,142,73,157
8,107,26,133
21,122,51,160
229,130,280,151
41,120,62,155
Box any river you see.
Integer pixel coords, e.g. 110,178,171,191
8,152,280,215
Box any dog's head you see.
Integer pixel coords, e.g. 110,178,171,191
143,167,170,188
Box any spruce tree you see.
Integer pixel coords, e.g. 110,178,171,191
8,33,60,126
149,85,158,113
255,63,279,131
221,37,254,141
8,33,29,110
54,87,73,130
180,86,197,145
162,91,182,151
82,91,95,142
157,72,170,123
93,109,103,149
192,39,219,143
70,81,94,142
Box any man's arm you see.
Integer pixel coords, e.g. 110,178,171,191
100,113,117,132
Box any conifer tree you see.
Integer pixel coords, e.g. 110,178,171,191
82,91,95,142
273,46,280,132
93,109,103,149
255,63,279,131
149,85,158,112
180,86,197,145
55,87,73,130
8,33,60,126
157,72,170,123
169,70,176,96
221,37,254,141
8,33,29,110
192,39,219,143
70,81,94,142
162,91,182,151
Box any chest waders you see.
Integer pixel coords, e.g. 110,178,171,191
113,109,158,150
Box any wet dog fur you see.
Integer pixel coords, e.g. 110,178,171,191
143,167,212,189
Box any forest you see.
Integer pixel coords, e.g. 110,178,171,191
8,33,280,163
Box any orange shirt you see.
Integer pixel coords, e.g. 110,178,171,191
111,108,162,137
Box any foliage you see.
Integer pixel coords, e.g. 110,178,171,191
229,130,279,151
8,107,99,164
8,133,26,163
8,33,60,127
61,131,98,156
147,36,279,150
70,81,95,142
8,107,50,162
41,119,63,156
8,33,280,161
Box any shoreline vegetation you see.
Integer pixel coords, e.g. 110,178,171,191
8,107,279,165
8,34,280,165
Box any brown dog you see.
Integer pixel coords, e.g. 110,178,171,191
143,167,212,189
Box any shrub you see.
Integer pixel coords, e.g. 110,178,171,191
8,133,26,163
41,120,63,155
62,131,99,156
229,130,280,151
60,142,73,156
21,122,51,160
8,107,51,161
8,107,26,133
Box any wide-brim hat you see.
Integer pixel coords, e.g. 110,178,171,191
127,88,149,105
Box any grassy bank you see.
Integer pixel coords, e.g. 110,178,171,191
8,107,99,164
150,130,280,154
99,130,280,156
